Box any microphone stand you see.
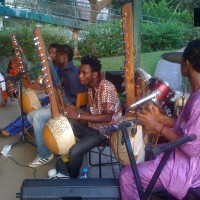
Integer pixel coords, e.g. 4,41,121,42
9,72,36,148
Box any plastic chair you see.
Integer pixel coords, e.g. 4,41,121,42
76,92,88,109
88,140,118,178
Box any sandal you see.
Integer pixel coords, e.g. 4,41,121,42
0,130,9,138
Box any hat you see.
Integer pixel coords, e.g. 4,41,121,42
161,52,183,64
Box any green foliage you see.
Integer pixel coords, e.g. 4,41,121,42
77,20,123,58
143,0,174,19
76,0,195,56
142,0,192,24
141,0,196,52
168,0,196,13
0,19,72,76
141,21,188,52
0,0,198,67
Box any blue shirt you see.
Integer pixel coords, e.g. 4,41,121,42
39,64,61,106
60,61,87,105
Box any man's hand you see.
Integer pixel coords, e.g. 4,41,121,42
137,103,161,134
63,104,80,120
143,103,162,119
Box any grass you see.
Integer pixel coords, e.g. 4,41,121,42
74,50,175,76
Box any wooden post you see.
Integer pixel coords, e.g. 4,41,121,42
121,2,135,117
133,0,142,69
72,28,79,57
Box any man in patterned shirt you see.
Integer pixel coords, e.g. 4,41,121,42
48,55,122,178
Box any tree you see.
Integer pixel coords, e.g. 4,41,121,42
168,0,196,13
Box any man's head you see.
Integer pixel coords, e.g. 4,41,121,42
181,39,200,76
79,55,102,87
55,44,74,67
48,43,60,65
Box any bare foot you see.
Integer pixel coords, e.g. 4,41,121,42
0,130,10,137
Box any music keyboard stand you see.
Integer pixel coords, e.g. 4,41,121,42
120,121,196,200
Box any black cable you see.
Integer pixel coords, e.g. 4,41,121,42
8,156,37,179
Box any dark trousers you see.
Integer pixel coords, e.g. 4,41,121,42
56,122,108,178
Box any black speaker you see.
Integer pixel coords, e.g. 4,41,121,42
105,71,124,93
16,178,120,199
194,7,200,26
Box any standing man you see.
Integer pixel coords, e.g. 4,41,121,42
27,44,86,168
119,39,200,200
48,55,122,178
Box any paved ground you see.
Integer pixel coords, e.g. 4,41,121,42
0,98,120,200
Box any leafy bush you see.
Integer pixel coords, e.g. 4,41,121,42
76,0,195,56
142,0,192,24
77,20,123,57
0,0,198,62
141,21,188,52
0,19,72,77
141,0,196,52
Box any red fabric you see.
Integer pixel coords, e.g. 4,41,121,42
2,90,8,99
8,60,18,76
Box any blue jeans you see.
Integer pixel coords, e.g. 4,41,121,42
1,97,49,136
56,122,108,178
2,113,31,136
27,105,52,159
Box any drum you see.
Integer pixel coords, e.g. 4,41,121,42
136,68,151,83
110,118,145,166
146,77,175,109
174,94,190,117
135,68,152,99
171,91,185,102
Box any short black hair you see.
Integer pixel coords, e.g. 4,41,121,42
81,55,102,76
48,43,60,49
183,39,200,73
57,44,74,62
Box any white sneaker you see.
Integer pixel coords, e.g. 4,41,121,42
29,154,54,168
48,168,70,179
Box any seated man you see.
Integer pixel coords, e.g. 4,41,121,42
27,44,87,168
119,39,200,200
0,43,60,138
48,55,122,178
